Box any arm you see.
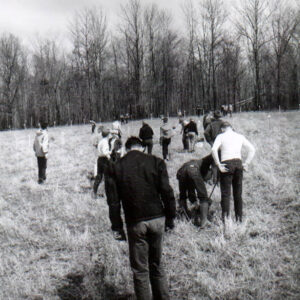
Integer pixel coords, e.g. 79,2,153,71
157,159,176,228
211,136,228,173
242,137,256,170
107,165,125,239
204,125,212,145
42,133,49,156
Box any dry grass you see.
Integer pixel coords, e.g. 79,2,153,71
0,112,299,299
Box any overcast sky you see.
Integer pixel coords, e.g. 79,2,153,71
0,0,188,49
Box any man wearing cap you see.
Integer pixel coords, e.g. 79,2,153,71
139,121,154,154
109,136,176,300
160,117,174,161
93,128,112,198
212,122,255,223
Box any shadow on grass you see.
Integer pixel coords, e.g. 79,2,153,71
56,270,135,300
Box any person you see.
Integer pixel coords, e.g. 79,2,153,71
180,119,189,151
204,110,224,147
160,117,174,161
139,121,154,154
204,110,225,183
211,122,256,223
228,104,233,117
109,136,176,300
92,128,112,198
112,119,122,138
91,125,104,178
33,122,49,184
90,120,96,133
202,110,213,131
176,154,214,228
185,118,198,152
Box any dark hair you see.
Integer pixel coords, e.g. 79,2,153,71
221,121,232,129
125,136,143,150
40,122,48,129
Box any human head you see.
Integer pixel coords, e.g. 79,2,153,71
40,122,48,130
98,125,104,133
163,117,168,123
214,110,222,119
220,121,232,132
102,128,110,137
125,136,144,151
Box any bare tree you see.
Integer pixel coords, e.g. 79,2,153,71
236,0,273,109
0,34,27,128
270,0,300,108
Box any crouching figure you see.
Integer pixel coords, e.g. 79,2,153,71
176,154,214,228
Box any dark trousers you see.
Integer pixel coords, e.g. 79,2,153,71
178,169,208,217
162,138,171,160
182,134,188,150
93,157,109,193
37,157,47,181
127,217,169,300
220,159,243,222
143,139,153,154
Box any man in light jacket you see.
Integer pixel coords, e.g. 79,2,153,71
33,122,49,184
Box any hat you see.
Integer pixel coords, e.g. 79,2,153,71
214,110,222,118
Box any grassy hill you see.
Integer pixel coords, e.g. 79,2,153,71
0,111,299,299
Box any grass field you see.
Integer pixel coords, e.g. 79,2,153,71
0,111,299,300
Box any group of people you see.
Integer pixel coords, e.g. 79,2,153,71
32,111,255,300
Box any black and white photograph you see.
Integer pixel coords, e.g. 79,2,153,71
0,0,299,299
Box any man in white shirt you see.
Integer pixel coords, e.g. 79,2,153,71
211,122,255,222
93,128,112,197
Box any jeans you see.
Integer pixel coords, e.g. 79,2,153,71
143,139,153,154
37,157,47,181
187,132,196,152
127,217,170,300
162,138,171,160
93,157,109,193
220,159,243,222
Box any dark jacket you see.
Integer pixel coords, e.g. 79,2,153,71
139,123,154,141
177,155,213,181
204,119,224,146
186,121,198,135
111,150,176,228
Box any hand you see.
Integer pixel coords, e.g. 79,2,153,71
243,163,249,172
165,218,175,232
113,230,126,241
218,163,229,173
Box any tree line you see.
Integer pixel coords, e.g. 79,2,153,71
0,0,299,129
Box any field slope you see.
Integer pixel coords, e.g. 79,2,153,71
0,111,299,299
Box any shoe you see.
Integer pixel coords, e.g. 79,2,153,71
38,179,44,184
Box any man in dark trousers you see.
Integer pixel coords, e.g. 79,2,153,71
212,122,255,223
176,154,213,228
204,110,224,183
186,118,198,152
204,110,224,146
109,136,176,300
33,122,49,184
139,121,154,154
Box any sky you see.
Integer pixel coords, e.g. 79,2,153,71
0,0,186,50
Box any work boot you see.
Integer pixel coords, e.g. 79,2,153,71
199,202,209,228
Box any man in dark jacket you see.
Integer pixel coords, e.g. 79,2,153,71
186,118,198,152
176,154,213,228
204,110,224,146
109,136,176,300
139,121,154,154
